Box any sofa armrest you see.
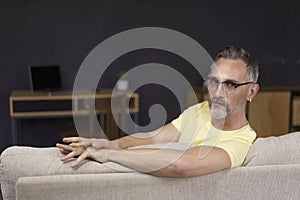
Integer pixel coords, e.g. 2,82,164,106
16,164,300,200
0,146,135,200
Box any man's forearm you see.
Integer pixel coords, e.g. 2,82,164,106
106,148,186,176
112,123,181,149
112,132,157,149
103,146,231,177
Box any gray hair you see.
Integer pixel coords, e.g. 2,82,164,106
213,46,259,83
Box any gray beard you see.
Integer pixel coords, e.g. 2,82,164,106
210,105,228,119
209,97,231,119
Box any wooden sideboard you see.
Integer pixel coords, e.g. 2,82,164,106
186,86,300,137
9,89,139,144
293,96,300,126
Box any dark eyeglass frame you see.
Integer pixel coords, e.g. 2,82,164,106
205,77,254,90
221,81,254,89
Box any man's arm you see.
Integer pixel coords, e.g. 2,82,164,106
58,125,231,176
98,145,231,177
57,123,181,161
150,146,231,177
112,123,181,149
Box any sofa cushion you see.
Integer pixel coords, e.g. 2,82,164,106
243,132,300,166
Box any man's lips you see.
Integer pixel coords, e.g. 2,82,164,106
211,102,226,107
209,97,227,107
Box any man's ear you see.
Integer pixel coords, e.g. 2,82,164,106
247,83,260,101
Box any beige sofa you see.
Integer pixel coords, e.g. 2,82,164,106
1,132,300,200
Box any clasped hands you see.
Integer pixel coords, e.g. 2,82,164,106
56,137,118,168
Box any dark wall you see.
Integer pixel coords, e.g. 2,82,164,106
1,0,300,151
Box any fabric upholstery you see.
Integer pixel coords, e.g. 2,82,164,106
0,147,134,200
16,165,300,200
1,132,300,200
243,132,300,166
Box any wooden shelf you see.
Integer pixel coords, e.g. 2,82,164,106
10,89,139,117
9,89,139,143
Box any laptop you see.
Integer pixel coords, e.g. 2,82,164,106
29,65,62,92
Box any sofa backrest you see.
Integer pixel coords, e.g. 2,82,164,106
243,131,300,166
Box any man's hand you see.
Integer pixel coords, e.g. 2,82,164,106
56,137,118,168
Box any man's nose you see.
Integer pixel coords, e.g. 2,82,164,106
214,83,226,97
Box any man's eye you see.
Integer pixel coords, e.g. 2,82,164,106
224,82,237,88
210,79,219,85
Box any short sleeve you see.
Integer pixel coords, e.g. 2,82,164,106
215,140,253,168
171,104,197,132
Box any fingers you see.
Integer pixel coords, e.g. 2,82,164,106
57,147,70,154
57,143,85,161
60,151,77,162
71,150,90,168
56,143,73,151
69,142,84,148
62,137,116,150
60,147,86,162
62,137,81,143
57,138,114,169
63,137,93,147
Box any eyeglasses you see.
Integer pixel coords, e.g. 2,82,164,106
205,77,254,93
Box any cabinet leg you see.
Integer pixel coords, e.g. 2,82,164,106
11,118,18,144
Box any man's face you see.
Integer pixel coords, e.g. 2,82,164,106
207,58,249,119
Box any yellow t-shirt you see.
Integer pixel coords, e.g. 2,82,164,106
171,101,256,168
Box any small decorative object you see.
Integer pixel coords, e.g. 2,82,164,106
116,71,129,91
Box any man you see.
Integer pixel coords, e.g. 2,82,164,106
57,46,260,177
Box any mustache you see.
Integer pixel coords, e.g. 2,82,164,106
209,97,227,106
